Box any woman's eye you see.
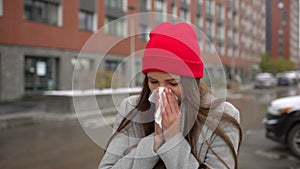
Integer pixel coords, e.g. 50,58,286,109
169,82,178,86
150,81,158,84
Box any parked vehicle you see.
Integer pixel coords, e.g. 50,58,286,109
276,71,298,86
254,73,277,88
263,95,300,158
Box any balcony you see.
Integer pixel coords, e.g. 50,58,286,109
217,36,224,45
180,1,189,10
206,33,214,42
197,4,202,16
106,6,125,19
206,11,214,21
227,1,232,11
217,17,223,26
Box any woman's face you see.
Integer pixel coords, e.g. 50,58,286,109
147,72,182,102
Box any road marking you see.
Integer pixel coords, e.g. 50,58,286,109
255,150,281,160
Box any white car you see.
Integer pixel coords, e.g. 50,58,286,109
263,95,300,158
267,95,300,116
276,71,299,86
254,73,277,88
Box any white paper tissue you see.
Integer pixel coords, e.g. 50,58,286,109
148,87,165,128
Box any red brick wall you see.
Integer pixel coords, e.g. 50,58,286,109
270,0,290,59
0,0,147,55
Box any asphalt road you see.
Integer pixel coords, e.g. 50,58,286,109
229,86,300,169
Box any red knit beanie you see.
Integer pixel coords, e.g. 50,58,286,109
142,22,204,78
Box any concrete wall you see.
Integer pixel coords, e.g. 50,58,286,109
0,45,77,101
0,45,24,101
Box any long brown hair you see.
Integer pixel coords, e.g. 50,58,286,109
109,76,242,169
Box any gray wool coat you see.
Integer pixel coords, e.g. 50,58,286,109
98,95,240,169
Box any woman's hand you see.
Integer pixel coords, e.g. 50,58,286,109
154,122,164,151
161,88,181,142
154,92,165,151
153,88,181,151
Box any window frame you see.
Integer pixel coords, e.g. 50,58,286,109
104,16,126,37
79,0,96,31
106,0,123,9
78,9,94,32
0,0,3,17
24,0,60,26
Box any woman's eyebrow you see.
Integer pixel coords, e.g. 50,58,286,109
147,76,180,82
165,78,178,82
147,76,156,80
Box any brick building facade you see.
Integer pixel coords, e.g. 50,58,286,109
0,0,270,101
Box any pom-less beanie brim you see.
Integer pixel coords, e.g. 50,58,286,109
142,48,203,78
142,22,204,78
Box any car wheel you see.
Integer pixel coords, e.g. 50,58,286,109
288,124,300,158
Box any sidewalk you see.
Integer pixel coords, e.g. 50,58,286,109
0,84,254,128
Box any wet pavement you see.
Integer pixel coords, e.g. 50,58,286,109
230,86,300,169
0,120,106,169
0,85,300,169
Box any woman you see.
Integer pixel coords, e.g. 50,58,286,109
99,22,242,169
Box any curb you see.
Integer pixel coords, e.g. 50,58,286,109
0,110,116,129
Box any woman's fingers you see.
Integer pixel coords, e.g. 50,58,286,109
166,88,179,114
163,90,170,117
161,88,181,129
155,91,159,109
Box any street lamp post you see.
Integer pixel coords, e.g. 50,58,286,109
128,6,136,87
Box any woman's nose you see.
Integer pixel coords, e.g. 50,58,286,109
158,84,167,88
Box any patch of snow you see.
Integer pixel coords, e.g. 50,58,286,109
44,87,142,96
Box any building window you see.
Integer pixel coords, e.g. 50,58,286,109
105,60,120,72
24,0,60,26
205,42,212,53
171,3,177,16
106,0,123,9
156,1,164,12
233,47,238,57
206,0,213,16
228,48,233,56
217,26,224,41
278,47,283,56
197,15,203,29
79,0,96,32
0,0,3,17
170,3,177,22
104,16,126,37
79,10,94,31
181,0,190,4
180,8,190,21
140,0,151,11
155,0,167,23
105,0,125,36
282,11,287,26
233,0,238,11
139,24,150,41
218,43,224,55
25,56,59,91
278,30,284,56
217,4,224,23
206,20,214,40
71,57,94,71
